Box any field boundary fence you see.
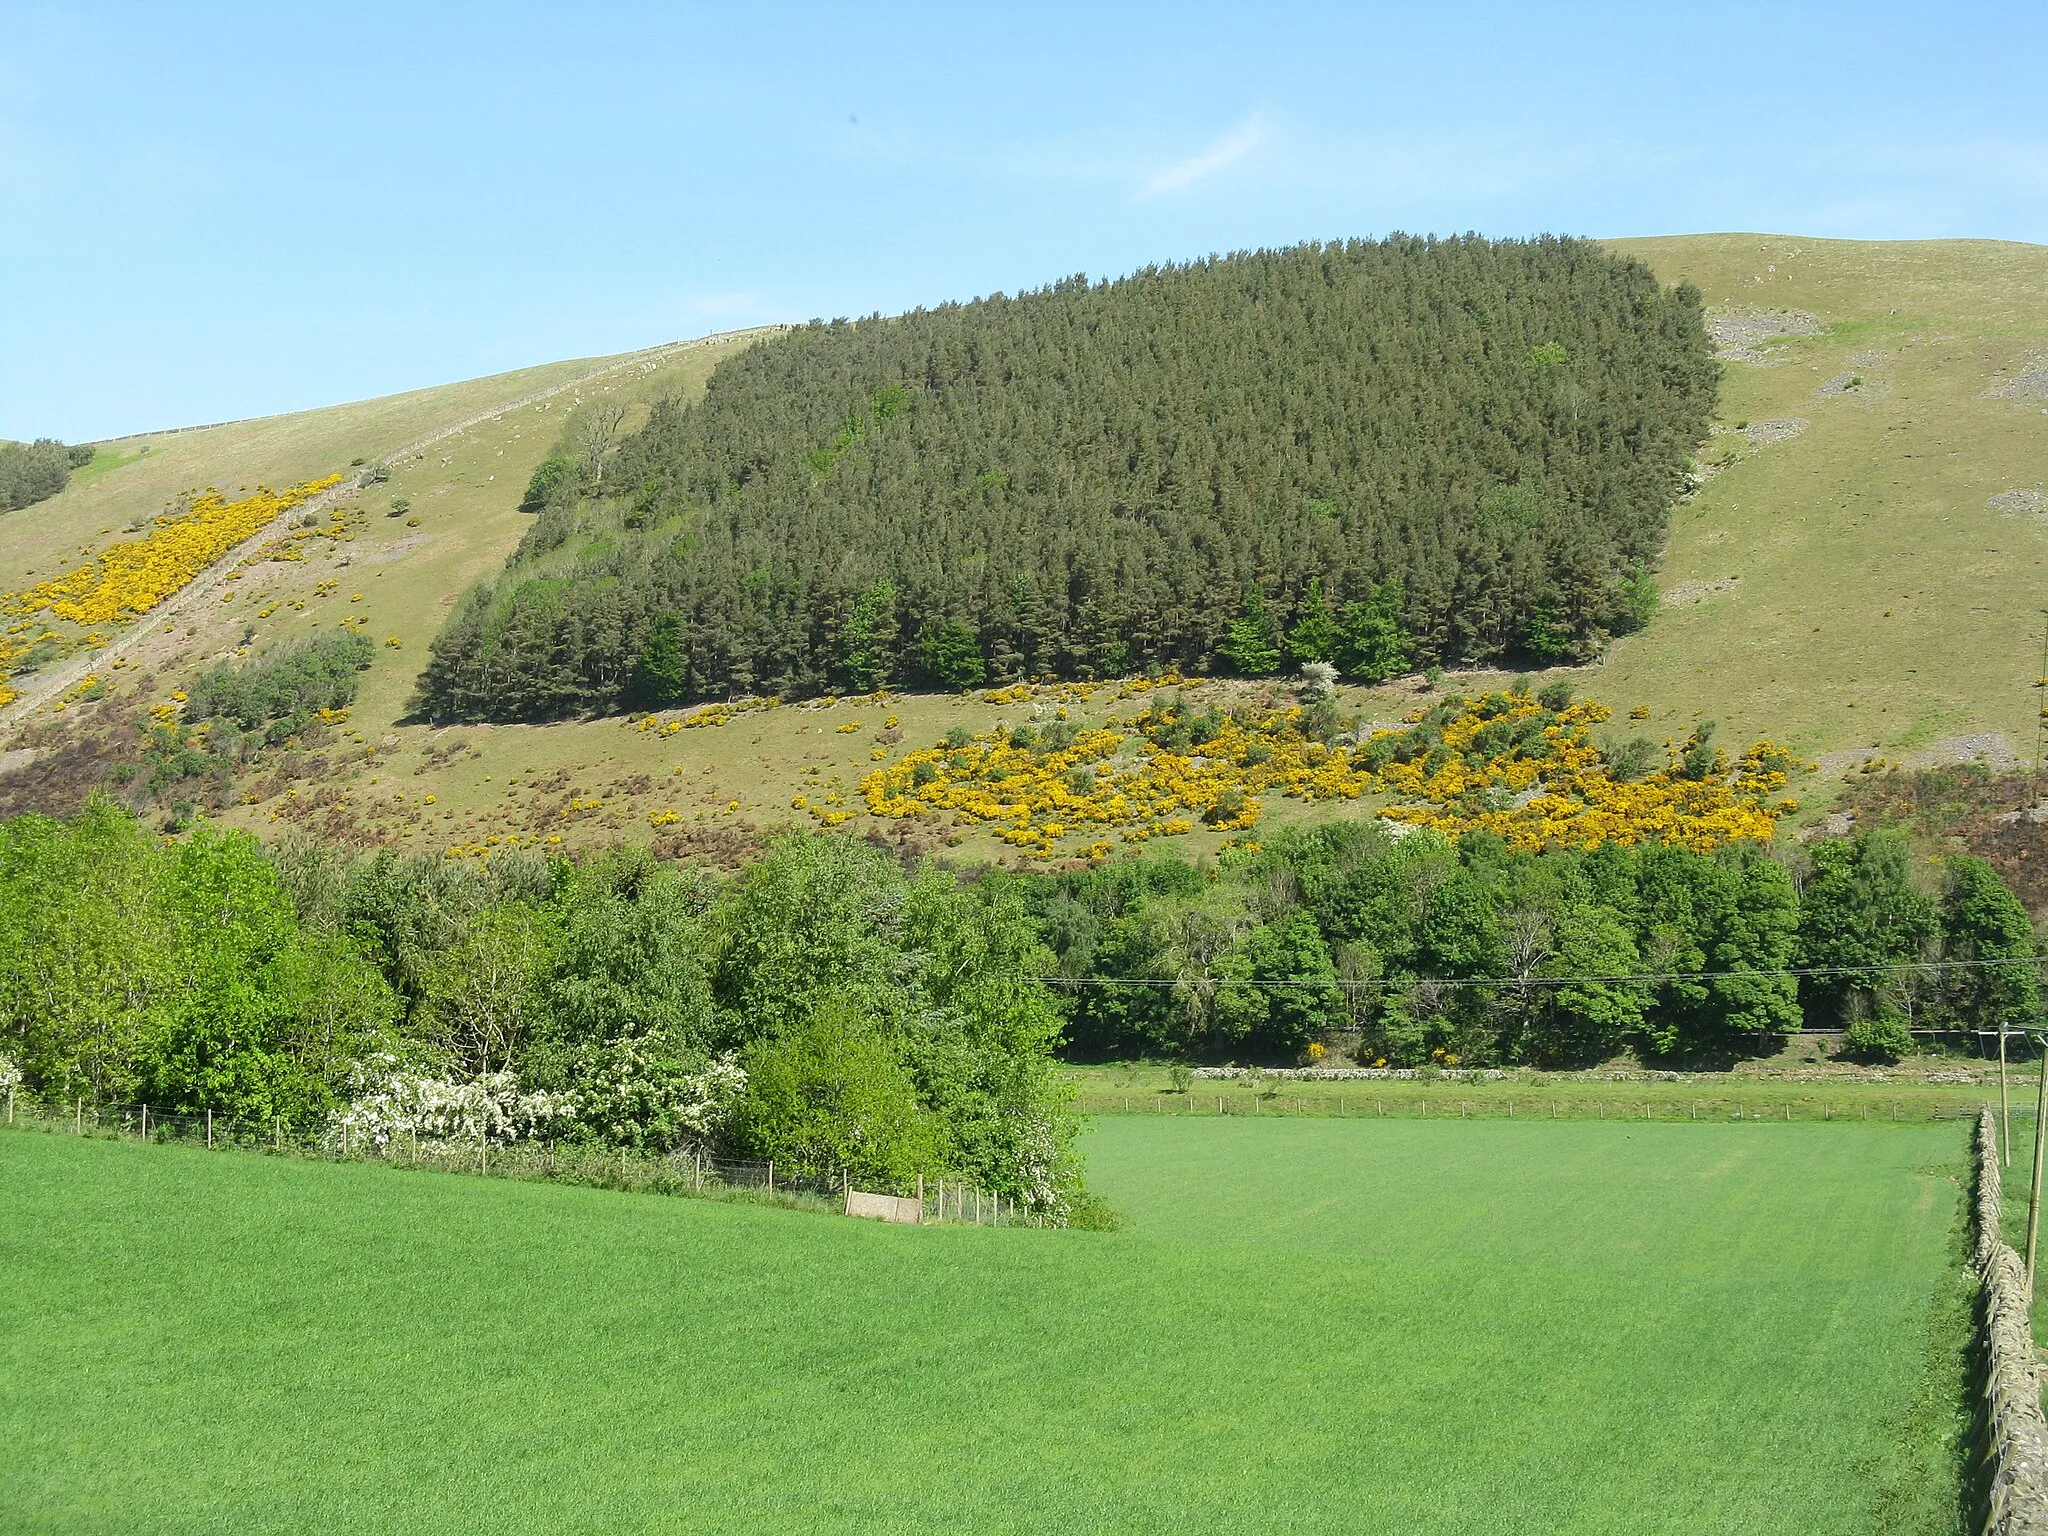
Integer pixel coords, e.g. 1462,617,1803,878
0,1095,1037,1228
1078,1091,1987,1123
1973,1106,2048,1534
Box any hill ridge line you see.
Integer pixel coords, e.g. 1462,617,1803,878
0,327,779,728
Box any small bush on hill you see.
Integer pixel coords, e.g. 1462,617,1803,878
185,631,374,741
1840,1013,1914,1064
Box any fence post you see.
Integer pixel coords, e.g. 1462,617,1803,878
274,1119,281,1152
917,1172,924,1221
2002,1025,2014,1167
76,1098,82,1134
767,1160,774,1195
5,1084,12,1124
206,1108,213,1149
140,1104,147,1141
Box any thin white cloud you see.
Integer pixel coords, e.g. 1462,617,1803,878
1144,114,1266,196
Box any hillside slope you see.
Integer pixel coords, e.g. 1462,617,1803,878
1602,234,2048,771
0,235,2041,866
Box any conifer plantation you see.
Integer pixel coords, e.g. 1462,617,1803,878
417,237,1715,720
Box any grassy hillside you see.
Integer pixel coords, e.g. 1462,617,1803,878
1599,235,2048,780
0,1117,1966,1533
0,235,2043,866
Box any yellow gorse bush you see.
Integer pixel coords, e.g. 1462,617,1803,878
4,477,342,630
858,687,1804,860
1371,693,1802,852
0,476,343,694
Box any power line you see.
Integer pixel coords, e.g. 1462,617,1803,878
1033,952,2048,992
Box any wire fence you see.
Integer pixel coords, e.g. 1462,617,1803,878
0,1095,1039,1227
1076,1090,1989,1123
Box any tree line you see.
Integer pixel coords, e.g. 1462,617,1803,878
0,804,1097,1222
1027,820,2041,1066
0,438,95,513
416,236,1715,721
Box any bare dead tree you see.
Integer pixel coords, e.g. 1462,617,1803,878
579,403,628,487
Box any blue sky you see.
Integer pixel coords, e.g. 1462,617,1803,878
4,2,2044,440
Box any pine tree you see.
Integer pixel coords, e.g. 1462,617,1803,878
413,237,1715,722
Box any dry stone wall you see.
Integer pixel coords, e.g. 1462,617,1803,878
1976,1106,2048,1535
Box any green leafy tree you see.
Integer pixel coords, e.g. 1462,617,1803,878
1239,912,1339,1058
1217,589,1282,676
838,582,899,692
729,1002,942,1184
421,903,557,1077
1286,577,1340,665
1531,905,1649,1064
1841,1013,1913,1063
919,621,987,690
1797,832,1939,1027
1337,581,1412,682
1518,602,1569,664
630,613,690,707
1940,855,2042,1030
519,455,578,512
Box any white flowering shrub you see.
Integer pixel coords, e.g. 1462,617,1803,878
333,1055,579,1148
1297,659,1339,701
571,1037,747,1149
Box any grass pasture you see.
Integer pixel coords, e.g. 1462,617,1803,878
2,1115,1968,1533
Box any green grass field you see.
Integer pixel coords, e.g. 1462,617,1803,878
2,1115,1968,1533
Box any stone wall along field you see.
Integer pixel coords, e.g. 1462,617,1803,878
1976,1106,2048,1535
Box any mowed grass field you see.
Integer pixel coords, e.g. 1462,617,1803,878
2,1116,1967,1534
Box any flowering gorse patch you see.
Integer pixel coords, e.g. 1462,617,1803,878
1371,692,1802,851
0,476,343,697
860,687,1803,859
5,477,343,630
